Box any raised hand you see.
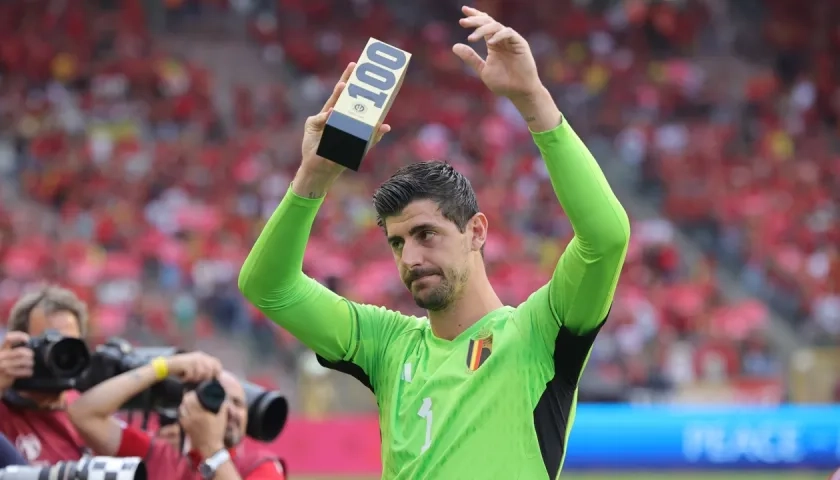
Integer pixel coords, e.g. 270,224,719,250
453,6,542,101
301,62,392,175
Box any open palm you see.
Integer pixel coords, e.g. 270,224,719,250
453,6,542,100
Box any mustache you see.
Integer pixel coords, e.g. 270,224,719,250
404,267,443,284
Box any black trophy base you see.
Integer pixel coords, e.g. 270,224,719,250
316,111,376,171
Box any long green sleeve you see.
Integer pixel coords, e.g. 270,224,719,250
525,119,630,336
238,187,417,387
237,188,357,361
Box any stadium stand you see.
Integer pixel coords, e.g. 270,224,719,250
0,0,835,413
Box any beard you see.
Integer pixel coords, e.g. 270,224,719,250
224,426,241,449
413,280,453,310
405,266,467,311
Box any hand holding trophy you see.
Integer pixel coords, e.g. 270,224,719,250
309,39,411,172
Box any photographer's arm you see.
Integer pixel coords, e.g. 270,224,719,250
68,353,221,457
67,361,168,456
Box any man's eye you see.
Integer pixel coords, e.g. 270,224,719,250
420,231,435,241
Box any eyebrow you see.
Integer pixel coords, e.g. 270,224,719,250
387,223,437,245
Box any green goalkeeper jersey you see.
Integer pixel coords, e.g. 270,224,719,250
239,120,630,479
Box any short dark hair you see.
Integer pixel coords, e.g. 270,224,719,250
373,161,480,232
8,285,89,336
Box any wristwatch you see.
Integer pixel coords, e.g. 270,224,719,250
198,448,231,479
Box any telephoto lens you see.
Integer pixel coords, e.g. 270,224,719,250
0,456,146,480
243,382,289,442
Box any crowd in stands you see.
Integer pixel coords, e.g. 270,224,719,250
1,0,833,408
619,0,840,347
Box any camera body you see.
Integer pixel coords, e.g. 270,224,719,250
79,338,185,410
11,330,90,393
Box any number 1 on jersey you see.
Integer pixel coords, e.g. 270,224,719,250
417,397,433,454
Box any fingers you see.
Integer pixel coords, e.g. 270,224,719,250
183,391,199,408
171,352,222,383
338,61,355,84
305,107,333,133
0,348,34,379
178,392,199,419
373,124,391,145
461,5,485,17
457,8,522,53
187,355,221,383
487,27,516,46
320,62,355,114
452,44,485,73
459,14,493,28
320,82,346,114
458,7,512,46
458,4,493,32
1,332,29,349
468,21,504,42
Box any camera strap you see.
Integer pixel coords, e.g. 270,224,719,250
1,390,45,410
2,390,71,413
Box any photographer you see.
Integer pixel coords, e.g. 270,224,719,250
0,286,91,465
68,353,285,479
180,373,285,480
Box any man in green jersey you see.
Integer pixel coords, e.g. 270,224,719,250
239,5,630,479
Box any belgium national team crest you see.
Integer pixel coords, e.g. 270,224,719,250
466,330,493,372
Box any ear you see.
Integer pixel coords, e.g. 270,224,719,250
467,213,488,252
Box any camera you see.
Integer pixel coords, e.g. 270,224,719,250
80,337,289,442
243,381,288,442
193,379,289,442
78,338,185,410
156,379,288,443
0,456,146,480
12,330,90,392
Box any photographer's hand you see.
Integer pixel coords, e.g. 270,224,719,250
179,391,225,456
166,352,222,384
0,332,33,391
181,391,243,479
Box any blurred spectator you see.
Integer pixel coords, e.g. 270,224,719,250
0,286,90,465
2,0,833,409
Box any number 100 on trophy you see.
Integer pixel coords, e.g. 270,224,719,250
317,38,411,171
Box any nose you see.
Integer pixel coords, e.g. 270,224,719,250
400,241,424,270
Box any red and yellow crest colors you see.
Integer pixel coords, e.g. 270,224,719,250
466,333,493,371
